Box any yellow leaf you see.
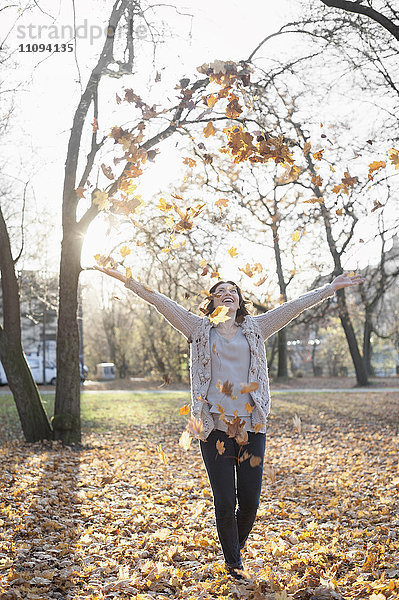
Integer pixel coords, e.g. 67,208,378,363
228,246,238,258
245,402,254,414
183,157,197,167
200,259,208,267
388,148,399,169
120,246,131,258
292,230,301,242
336,208,343,216
216,439,225,455
209,306,230,324
157,445,169,465
203,121,216,138
254,423,262,433
157,197,173,211
180,404,190,416
312,149,324,161
215,198,229,210
125,267,132,279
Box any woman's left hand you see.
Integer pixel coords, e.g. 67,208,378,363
331,272,365,292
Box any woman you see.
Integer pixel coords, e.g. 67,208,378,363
94,265,364,579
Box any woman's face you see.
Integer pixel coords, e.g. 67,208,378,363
211,283,240,314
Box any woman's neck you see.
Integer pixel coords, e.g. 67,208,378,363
216,312,238,332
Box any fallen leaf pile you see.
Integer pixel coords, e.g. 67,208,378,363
0,391,398,599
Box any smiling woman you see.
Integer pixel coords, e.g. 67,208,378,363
93,263,364,579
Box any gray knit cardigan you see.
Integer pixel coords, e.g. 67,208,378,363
125,279,335,440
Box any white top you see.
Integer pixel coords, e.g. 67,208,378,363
207,327,255,432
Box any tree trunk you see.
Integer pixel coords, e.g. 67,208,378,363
277,328,288,377
336,288,369,386
53,228,83,443
363,311,375,377
273,226,289,377
0,206,52,442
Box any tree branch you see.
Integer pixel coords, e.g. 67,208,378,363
320,0,399,40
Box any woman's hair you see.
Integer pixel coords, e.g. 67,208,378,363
200,280,251,324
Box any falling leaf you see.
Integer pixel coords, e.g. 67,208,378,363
312,149,324,161
388,148,399,169
92,190,109,211
92,117,98,132
180,405,190,416
228,246,238,258
178,430,192,451
368,160,386,180
311,174,323,187
254,275,267,287
371,200,384,212
292,230,301,242
245,402,254,414
292,414,302,434
157,198,173,211
101,163,115,180
183,157,197,168
336,208,343,216
216,440,225,455
209,306,230,324
226,416,248,445
125,267,132,279
212,342,217,353
215,198,229,210
254,423,262,433
186,417,204,439
157,445,169,465
120,246,131,258
250,455,262,468
204,94,218,109
304,197,324,204
216,380,237,400
203,121,216,138
240,382,259,394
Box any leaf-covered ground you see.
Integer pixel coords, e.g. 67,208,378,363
0,390,398,600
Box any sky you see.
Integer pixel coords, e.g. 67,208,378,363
1,0,398,296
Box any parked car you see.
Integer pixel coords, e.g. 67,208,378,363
0,355,57,385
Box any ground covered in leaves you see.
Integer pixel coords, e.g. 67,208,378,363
0,391,398,600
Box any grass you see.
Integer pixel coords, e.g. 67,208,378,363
0,388,397,441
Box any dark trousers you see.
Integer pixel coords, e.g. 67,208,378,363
200,429,266,569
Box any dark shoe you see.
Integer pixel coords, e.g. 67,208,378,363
226,566,245,581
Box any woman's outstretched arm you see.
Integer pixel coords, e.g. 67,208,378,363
94,266,202,341
253,273,365,341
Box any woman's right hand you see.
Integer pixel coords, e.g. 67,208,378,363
93,265,128,284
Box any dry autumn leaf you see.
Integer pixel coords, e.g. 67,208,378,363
209,306,230,324
203,121,216,138
156,445,169,465
179,404,190,416
240,382,259,394
228,246,238,258
216,439,225,455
